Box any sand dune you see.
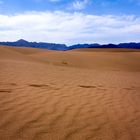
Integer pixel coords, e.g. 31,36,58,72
30,48,140,71
0,46,140,140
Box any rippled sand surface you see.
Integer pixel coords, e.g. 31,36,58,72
0,46,140,140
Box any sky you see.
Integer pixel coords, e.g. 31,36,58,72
0,0,140,45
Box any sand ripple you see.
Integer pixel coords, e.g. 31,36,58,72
0,47,140,140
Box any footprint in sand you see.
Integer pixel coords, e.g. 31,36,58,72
78,85,97,89
0,89,12,93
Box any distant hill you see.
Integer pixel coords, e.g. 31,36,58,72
0,39,140,50
69,43,140,50
0,39,67,51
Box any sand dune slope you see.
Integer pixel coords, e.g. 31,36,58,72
30,49,140,71
0,46,140,140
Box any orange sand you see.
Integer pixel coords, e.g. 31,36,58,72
0,46,140,140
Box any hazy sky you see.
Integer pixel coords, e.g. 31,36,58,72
0,0,140,44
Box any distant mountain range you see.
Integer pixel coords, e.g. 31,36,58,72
0,39,140,50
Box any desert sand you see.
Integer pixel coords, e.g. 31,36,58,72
0,46,140,140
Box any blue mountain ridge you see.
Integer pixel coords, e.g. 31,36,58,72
0,39,140,50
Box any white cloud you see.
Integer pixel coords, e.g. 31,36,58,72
72,0,89,10
0,11,140,45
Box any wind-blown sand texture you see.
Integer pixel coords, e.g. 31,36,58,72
0,46,140,140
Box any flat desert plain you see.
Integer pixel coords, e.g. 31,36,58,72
0,46,140,140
